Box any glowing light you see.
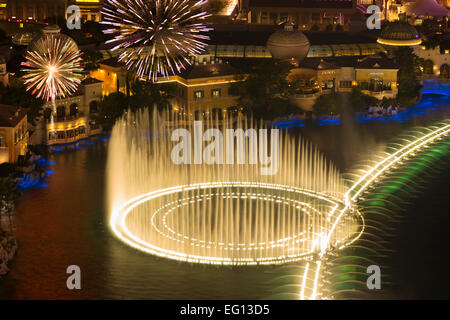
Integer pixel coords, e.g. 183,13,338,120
222,0,238,15
21,34,83,101
108,110,356,266
377,38,422,46
110,181,359,265
303,121,450,300
100,0,212,82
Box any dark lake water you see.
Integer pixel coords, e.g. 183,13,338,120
0,88,449,299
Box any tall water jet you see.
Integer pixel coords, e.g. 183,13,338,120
107,109,361,265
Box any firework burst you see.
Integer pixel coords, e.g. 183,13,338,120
21,34,83,102
101,0,212,81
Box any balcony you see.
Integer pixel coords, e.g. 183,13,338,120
45,112,86,124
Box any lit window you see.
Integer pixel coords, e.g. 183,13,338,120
261,12,268,24
339,81,352,88
194,90,204,99
212,89,221,98
270,13,277,24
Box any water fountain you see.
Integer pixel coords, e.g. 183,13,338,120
107,109,361,265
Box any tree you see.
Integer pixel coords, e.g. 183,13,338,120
95,80,176,130
312,93,342,115
83,50,103,71
95,92,129,131
392,47,423,106
0,180,21,216
208,0,227,14
0,78,44,126
420,19,440,34
0,29,9,45
129,79,176,112
349,87,379,112
229,60,298,120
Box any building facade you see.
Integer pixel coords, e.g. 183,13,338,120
90,57,128,96
67,0,102,22
0,105,28,164
167,55,241,119
239,0,356,29
414,45,450,81
289,55,399,111
35,77,103,145
3,0,68,22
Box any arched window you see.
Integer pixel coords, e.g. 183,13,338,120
44,108,52,120
423,60,434,75
440,64,449,80
69,103,78,117
194,109,205,120
0,134,6,148
226,106,239,118
210,108,223,120
56,106,65,121
89,100,99,114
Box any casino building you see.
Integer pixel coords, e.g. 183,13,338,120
92,21,400,115
0,105,28,164
33,77,103,146
67,0,102,22
237,0,357,29
2,0,68,22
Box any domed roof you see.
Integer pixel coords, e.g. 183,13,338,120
377,20,421,46
42,24,61,35
405,0,449,17
29,33,80,53
12,31,34,46
267,23,310,61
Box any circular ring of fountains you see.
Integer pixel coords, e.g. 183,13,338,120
111,181,362,265
108,109,364,266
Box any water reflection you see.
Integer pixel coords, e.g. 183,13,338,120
0,91,449,299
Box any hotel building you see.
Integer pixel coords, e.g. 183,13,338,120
238,0,356,29
0,105,28,164
33,77,103,146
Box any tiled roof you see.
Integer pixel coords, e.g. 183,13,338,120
298,58,340,70
100,57,126,68
178,61,239,79
0,104,27,127
356,56,399,69
81,77,103,85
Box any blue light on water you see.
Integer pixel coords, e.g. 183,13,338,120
36,158,56,167
316,118,341,126
101,137,109,141
357,91,449,124
16,177,48,189
45,170,54,175
272,119,305,129
85,142,95,145
73,145,82,149
52,148,63,152
272,117,341,129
